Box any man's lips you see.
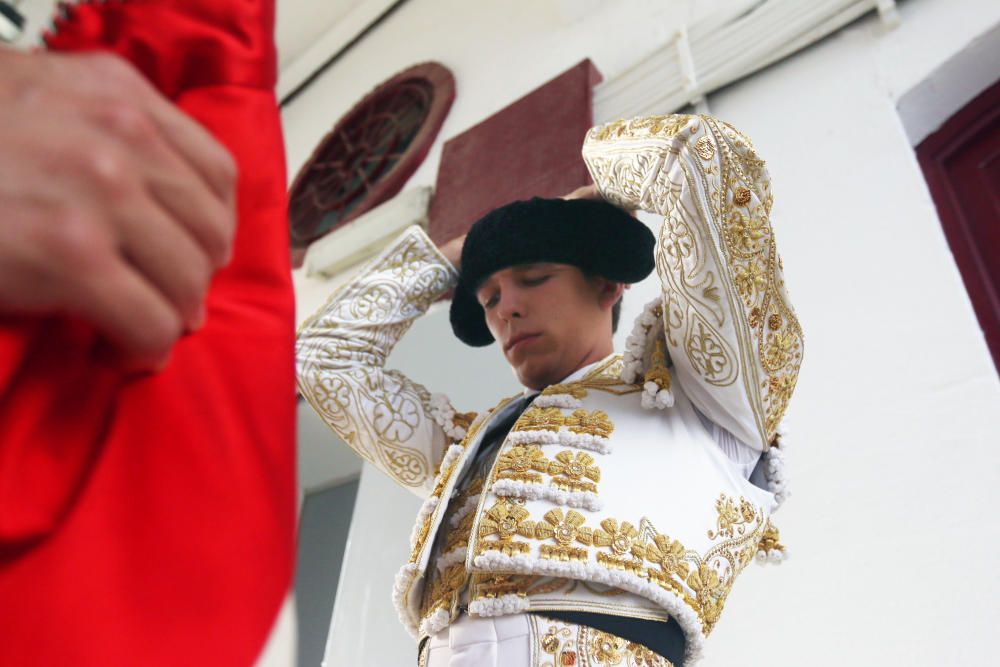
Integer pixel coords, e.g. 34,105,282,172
504,332,541,353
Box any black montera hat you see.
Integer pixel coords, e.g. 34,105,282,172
449,196,655,346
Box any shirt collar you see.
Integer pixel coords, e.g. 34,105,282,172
520,352,620,397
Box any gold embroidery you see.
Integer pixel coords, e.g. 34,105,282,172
582,114,803,446
495,445,550,484
757,519,786,557
513,407,615,438
566,409,614,438
535,619,675,667
548,451,601,493
542,384,589,399
535,509,593,561
733,186,752,207
476,499,535,555
514,407,566,432
408,396,514,564
694,135,715,161
593,519,645,574
589,630,627,663
480,495,765,635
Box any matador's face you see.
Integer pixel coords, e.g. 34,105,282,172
476,263,622,390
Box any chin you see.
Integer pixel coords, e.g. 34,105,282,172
512,360,561,391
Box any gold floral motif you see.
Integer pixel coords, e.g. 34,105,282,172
536,509,593,561
514,407,566,432
566,409,614,438
589,631,627,663
593,519,640,557
513,407,615,439
476,499,535,555
725,210,769,253
462,495,765,637
593,519,645,573
763,330,796,372
548,451,601,493
495,445,550,484
709,495,758,540
639,534,691,594
687,563,726,629
734,259,768,305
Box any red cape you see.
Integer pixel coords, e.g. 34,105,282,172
0,2,296,664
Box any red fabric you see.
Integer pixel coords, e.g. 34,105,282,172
0,2,296,665
427,59,603,245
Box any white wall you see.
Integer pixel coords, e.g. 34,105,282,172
284,1,1000,665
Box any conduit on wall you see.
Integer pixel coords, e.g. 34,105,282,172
594,0,901,122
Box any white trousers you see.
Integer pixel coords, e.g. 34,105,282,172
419,613,674,667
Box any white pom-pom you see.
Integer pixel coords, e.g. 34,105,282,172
655,389,674,408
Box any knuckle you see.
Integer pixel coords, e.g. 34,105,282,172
101,103,156,144
40,210,106,271
81,146,133,196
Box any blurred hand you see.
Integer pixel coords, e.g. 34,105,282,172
0,48,237,368
561,184,601,201
438,234,466,271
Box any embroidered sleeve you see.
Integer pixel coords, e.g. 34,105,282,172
582,114,803,450
296,225,469,495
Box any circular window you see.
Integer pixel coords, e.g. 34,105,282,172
288,62,455,247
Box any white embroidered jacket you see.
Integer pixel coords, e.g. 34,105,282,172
296,114,802,664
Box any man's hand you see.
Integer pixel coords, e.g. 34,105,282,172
561,184,601,201
438,234,465,271
0,48,237,368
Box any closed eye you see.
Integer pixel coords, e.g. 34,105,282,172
521,275,550,287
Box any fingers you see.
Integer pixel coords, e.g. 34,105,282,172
73,258,183,369
117,197,215,332
34,206,183,367
93,101,236,268
74,52,239,210
562,184,601,200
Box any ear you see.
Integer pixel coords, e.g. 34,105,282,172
596,279,625,311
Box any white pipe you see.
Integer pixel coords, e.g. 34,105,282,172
594,0,903,123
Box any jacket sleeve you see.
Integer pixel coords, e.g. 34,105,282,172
296,225,467,496
582,114,803,451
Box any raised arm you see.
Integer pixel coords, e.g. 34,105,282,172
582,114,803,451
296,225,472,496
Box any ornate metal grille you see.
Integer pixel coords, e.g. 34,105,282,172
289,62,455,247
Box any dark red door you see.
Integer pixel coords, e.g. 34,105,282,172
917,80,1000,372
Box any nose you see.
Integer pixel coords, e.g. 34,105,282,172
495,285,525,322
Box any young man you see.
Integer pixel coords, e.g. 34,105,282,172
297,114,802,666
